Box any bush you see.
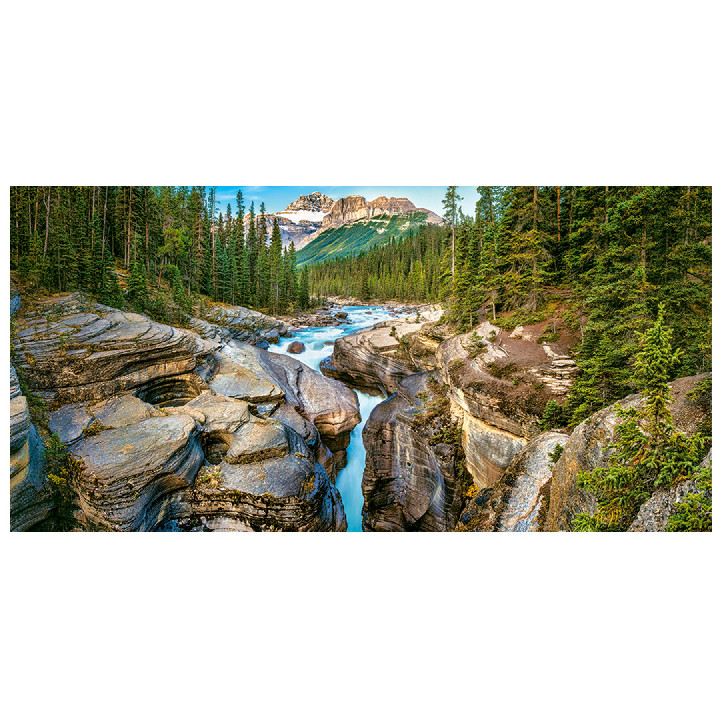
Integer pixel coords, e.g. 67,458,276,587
666,467,712,532
548,443,564,464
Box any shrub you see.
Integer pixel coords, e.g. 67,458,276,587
548,443,564,464
666,467,712,532
573,306,709,531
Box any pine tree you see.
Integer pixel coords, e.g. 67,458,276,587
127,256,148,311
443,186,463,282
299,266,310,309
573,305,708,531
246,202,258,305
268,217,283,314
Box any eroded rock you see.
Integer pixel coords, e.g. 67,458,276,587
12,293,216,404
543,374,711,531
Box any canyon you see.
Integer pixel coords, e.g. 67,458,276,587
11,284,710,532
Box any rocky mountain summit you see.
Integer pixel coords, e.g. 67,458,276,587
319,195,442,233
241,191,443,259
282,192,334,214
10,292,361,531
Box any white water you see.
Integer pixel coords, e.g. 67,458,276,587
268,305,407,531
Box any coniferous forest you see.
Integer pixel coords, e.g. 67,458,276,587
310,186,712,425
10,185,711,431
9,186,310,321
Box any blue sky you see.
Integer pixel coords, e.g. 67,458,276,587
214,186,478,217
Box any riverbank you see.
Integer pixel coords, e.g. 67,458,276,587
268,304,406,530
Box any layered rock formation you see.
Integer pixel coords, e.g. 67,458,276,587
341,312,584,532
10,291,360,532
10,365,54,531
362,373,466,531
456,431,568,532
320,309,442,395
318,196,442,233
12,294,217,405
191,302,285,348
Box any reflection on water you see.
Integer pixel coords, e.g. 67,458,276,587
268,305,403,531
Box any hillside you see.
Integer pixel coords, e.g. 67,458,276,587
296,210,439,266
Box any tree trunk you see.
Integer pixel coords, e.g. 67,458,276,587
43,189,51,258
604,186,609,225
101,186,108,267
557,186,561,247
91,186,96,251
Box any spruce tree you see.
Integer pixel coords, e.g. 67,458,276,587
268,217,283,314
573,305,708,531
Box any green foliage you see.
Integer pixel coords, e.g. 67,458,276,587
8,186,302,317
537,326,560,344
307,223,447,303
466,331,487,359
665,467,712,532
540,399,567,430
43,432,83,530
297,211,435,268
548,443,564,464
572,307,709,531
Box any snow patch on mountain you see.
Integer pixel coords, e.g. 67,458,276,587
277,210,328,224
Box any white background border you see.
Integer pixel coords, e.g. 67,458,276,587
2,2,717,719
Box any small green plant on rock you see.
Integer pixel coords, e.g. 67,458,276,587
548,443,564,464
83,420,112,437
196,465,224,489
666,467,712,532
467,331,487,359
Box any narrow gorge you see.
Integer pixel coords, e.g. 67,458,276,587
9,186,712,532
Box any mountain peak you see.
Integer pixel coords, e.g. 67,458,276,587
283,192,334,213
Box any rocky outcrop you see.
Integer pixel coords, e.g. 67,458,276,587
11,290,360,532
12,294,217,405
456,431,568,532
282,192,334,214
352,312,584,532
497,432,569,532
543,374,711,531
10,365,54,531
435,320,579,490
319,195,442,233
320,317,428,395
70,415,204,531
362,373,466,532
287,341,305,354
262,350,360,476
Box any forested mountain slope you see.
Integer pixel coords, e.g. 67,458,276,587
296,210,437,267
309,186,712,425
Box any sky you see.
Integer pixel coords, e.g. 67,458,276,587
214,186,478,217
